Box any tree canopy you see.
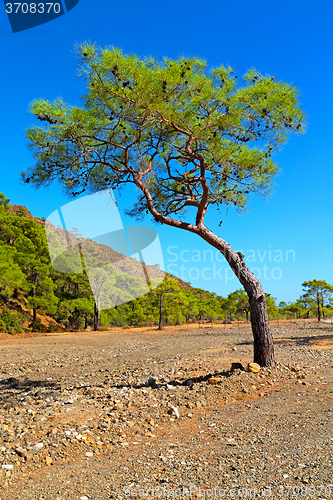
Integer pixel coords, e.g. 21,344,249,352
23,43,305,226
301,279,333,321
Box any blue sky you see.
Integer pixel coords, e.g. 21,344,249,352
1,0,333,303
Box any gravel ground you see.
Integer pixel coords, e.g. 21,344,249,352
0,320,332,500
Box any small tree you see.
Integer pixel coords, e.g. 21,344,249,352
192,289,216,323
148,277,188,330
0,193,10,209
0,204,58,323
226,289,251,321
265,295,278,319
301,280,333,322
15,225,58,322
0,244,27,300
296,297,313,318
84,258,147,330
23,44,306,365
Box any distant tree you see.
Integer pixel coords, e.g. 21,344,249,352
0,244,27,300
82,245,148,330
67,297,93,330
147,277,188,330
296,297,313,318
15,222,58,322
265,295,278,318
0,308,24,335
0,206,58,322
182,289,200,324
223,289,276,321
85,259,146,330
278,300,300,318
301,280,333,322
23,44,306,365
192,288,217,323
289,303,301,318
226,289,251,321
0,193,10,208
221,294,236,322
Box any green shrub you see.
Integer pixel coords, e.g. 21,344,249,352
0,308,23,334
29,319,48,333
76,317,86,331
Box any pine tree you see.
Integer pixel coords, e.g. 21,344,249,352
23,45,306,364
301,280,333,322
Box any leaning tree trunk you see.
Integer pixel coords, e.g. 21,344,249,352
197,226,275,367
248,287,275,366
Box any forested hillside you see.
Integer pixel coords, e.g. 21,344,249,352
0,193,332,335
0,193,227,333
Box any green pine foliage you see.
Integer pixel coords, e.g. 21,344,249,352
22,44,305,216
0,308,23,335
279,280,333,320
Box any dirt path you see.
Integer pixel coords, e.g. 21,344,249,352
0,321,332,499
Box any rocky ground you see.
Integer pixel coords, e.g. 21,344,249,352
0,320,332,500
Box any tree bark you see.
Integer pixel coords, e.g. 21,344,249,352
75,308,78,331
158,293,163,330
317,294,321,322
31,274,37,323
196,225,275,367
94,301,100,331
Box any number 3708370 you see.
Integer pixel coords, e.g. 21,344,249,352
5,3,61,14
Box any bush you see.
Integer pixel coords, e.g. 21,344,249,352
29,319,48,333
0,308,23,334
76,317,86,331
